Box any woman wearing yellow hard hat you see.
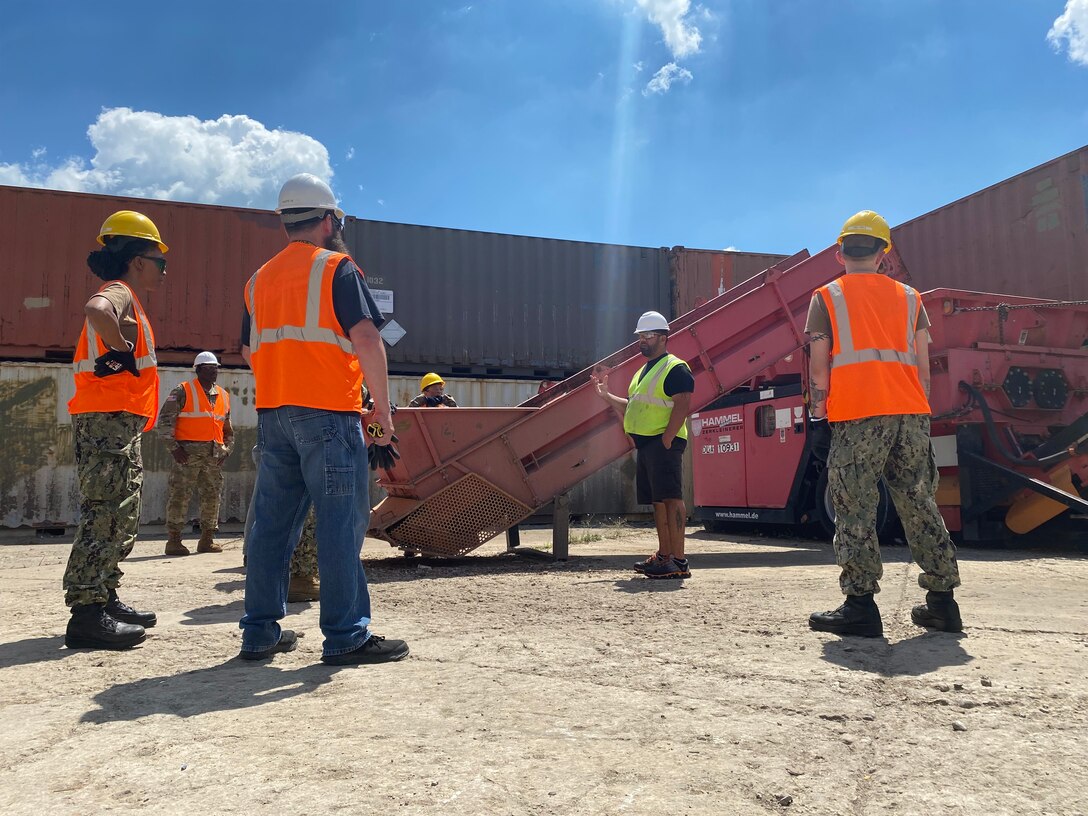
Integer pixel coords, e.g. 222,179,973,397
63,209,169,651
409,372,458,407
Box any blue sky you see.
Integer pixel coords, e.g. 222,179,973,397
1,1,1086,256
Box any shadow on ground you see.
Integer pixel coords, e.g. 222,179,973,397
820,631,973,676
81,658,342,723
0,636,81,668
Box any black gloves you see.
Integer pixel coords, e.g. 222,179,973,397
424,395,442,407
366,422,401,472
94,348,140,378
809,416,831,462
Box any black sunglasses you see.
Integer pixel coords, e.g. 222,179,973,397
139,255,167,273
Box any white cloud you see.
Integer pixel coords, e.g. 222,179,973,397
643,62,693,95
0,108,334,208
346,146,356,161
635,0,702,59
633,60,644,72
1049,0,1088,65
377,198,385,207
722,245,738,252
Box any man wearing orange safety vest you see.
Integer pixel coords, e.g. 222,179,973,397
63,210,168,651
805,211,962,638
157,351,235,556
238,173,408,665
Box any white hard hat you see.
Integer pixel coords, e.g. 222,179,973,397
193,351,220,368
276,173,345,222
634,311,670,334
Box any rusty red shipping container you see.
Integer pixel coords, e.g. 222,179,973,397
668,247,790,318
892,145,1088,300
0,185,284,366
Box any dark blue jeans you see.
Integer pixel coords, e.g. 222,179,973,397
239,406,372,656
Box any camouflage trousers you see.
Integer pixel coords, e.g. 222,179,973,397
828,414,961,596
166,442,224,534
63,412,145,607
243,445,318,579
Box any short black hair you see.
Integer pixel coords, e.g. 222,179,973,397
841,234,887,258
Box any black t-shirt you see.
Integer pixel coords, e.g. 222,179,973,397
241,256,384,346
629,354,694,448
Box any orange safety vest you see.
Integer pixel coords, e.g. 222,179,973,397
174,380,230,444
68,280,159,431
816,273,931,422
244,243,364,413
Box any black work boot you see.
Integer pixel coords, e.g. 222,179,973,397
911,590,963,633
106,589,157,628
809,593,884,638
65,603,146,650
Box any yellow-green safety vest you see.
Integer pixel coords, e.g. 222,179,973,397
624,354,690,439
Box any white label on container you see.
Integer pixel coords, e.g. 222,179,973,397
775,408,791,429
371,288,394,315
380,319,406,347
760,389,774,399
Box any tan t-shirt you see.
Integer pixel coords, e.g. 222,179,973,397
91,282,139,347
804,287,931,338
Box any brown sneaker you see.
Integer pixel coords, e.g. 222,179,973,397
197,531,222,553
165,532,190,557
287,575,320,603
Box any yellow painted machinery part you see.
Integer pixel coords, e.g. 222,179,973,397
1005,464,1076,535
935,473,960,508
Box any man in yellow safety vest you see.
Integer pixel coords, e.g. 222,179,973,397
592,310,694,579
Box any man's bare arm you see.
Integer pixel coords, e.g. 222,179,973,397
807,333,831,418
915,328,932,400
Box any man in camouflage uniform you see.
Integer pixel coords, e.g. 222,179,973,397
158,352,234,555
806,211,962,638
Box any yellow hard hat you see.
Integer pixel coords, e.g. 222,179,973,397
837,210,891,253
98,210,168,253
420,372,444,391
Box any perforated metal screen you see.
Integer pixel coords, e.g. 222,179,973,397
385,474,533,557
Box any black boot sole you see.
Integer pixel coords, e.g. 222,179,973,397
65,632,147,650
911,609,963,633
808,619,884,638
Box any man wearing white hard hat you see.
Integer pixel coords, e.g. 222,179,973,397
592,310,694,579
157,351,234,556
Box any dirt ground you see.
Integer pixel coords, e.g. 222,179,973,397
0,524,1086,816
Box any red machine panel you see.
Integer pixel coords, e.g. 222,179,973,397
745,394,807,508
692,408,747,508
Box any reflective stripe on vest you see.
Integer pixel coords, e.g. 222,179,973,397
623,354,690,439
247,250,353,356
245,243,365,413
175,379,228,443
72,290,158,374
818,274,931,422
68,280,160,430
825,281,919,368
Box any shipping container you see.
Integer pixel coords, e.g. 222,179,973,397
1,186,673,378
668,247,790,318
0,185,284,365
892,145,1088,300
0,364,642,530
344,219,671,377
